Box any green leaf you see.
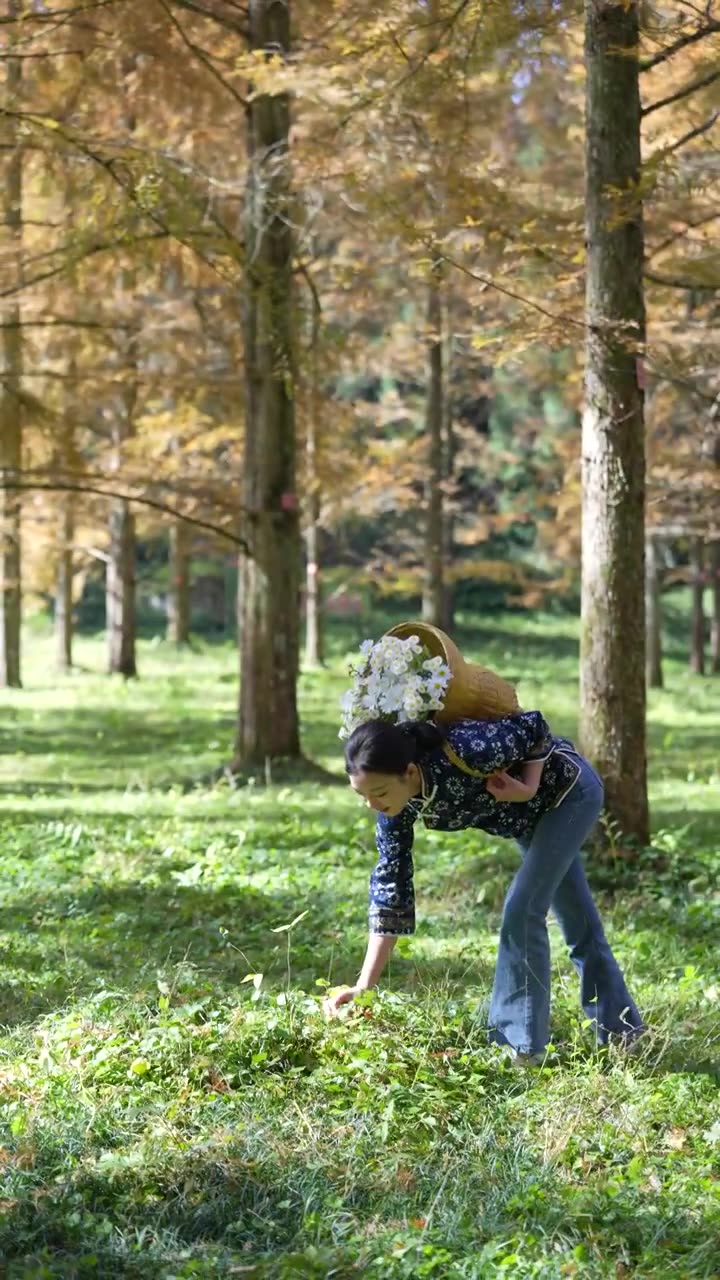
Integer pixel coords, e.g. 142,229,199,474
241,973,264,990
271,910,309,933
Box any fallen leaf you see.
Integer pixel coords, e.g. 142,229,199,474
204,1067,231,1094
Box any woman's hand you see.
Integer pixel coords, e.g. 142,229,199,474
323,985,367,1018
324,936,397,1019
486,770,537,802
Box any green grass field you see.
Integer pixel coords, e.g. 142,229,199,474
0,608,718,1279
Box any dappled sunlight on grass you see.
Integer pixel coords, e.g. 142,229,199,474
0,615,718,1276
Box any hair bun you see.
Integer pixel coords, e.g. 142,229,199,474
399,719,445,755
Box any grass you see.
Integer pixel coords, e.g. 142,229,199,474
0,607,718,1278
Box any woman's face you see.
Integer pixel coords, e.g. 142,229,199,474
349,765,422,817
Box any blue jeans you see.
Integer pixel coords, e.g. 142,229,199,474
489,756,642,1055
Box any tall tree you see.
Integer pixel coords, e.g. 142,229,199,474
0,0,23,689
55,415,75,673
645,532,663,689
105,252,139,680
106,58,141,679
689,536,706,674
167,519,191,646
236,0,301,765
422,264,446,627
303,280,324,669
441,304,456,631
711,539,720,675
580,0,649,844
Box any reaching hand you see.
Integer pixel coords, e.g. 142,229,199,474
323,985,367,1018
486,770,537,802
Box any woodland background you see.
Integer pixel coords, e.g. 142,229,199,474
1,0,718,784
0,3,719,1276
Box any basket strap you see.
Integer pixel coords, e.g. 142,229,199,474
442,741,489,780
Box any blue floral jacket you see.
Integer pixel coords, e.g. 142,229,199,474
369,712,584,935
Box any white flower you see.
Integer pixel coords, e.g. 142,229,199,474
404,698,424,720
379,685,404,713
422,655,445,673
339,633,450,735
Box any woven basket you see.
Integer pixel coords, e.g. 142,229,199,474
384,621,520,723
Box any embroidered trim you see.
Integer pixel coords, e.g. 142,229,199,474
551,749,583,808
408,782,438,818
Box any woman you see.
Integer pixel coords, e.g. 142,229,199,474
325,712,642,1064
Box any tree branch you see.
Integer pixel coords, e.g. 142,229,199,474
156,0,248,108
0,228,172,299
167,0,248,38
645,269,719,291
647,211,719,261
438,249,584,331
642,66,720,116
647,365,720,406
0,49,84,59
640,20,720,72
0,316,132,330
0,108,236,286
647,110,719,162
0,478,251,552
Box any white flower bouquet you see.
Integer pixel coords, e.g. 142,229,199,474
339,634,452,739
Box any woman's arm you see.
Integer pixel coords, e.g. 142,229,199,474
486,757,544,802
324,934,397,1016
450,712,554,776
325,809,415,1018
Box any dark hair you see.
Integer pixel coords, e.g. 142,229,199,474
344,718,445,776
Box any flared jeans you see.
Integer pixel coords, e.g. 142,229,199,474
489,756,643,1055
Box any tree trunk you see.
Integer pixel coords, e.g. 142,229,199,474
236,0,301,765
711,540,720,675
107,67,138,679
106,339,138,678
56,493,74,673
0,5,23,689
441,311,455,633
304,284,324,668
580,0,648,845
304,525,323,668
167,519,191,646
689,536,705,675
422,268,445,627
645,533,662,689
107,499,137,677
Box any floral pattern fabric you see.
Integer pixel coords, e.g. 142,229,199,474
369,712,584,935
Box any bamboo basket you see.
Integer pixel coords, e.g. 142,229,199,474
385,621,520,723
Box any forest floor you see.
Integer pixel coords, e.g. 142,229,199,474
0,606,718,1278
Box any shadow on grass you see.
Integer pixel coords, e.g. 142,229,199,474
0,880,338,1029
187,756,345,792
0,708,233,760
1,1132,719,1277
0,781,130,796
649,809,720,845
652,1048,720,1083
453,620,579,667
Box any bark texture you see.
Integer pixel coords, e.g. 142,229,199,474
236,0,301,764
580,0,649,843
